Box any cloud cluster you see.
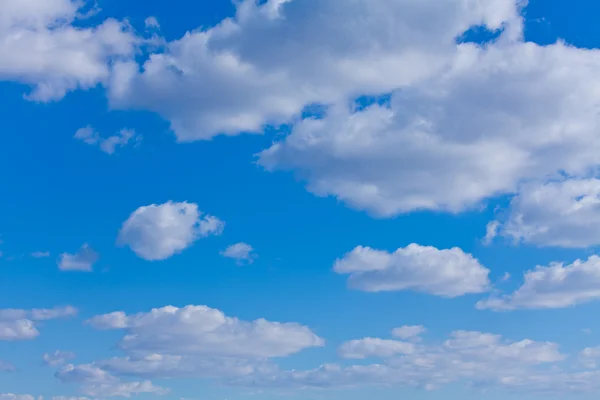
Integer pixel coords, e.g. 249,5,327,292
43,351,76,367
230,328,579,393
0,306,76,341
334,244,490,297
117,202,224,261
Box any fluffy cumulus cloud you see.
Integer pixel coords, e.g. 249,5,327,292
86,305,324,358
0,306,76,341
117,202,224,261
489,179,600,248
58,244,98,272
43,350,76,367
74,126,141,155
580,347,600,369
66,304,323,387
333,244,490,297
220,242,256,265
109,0,522,140
0,0,137,101
477,255,600,310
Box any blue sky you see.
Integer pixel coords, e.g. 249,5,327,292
2,0,600,399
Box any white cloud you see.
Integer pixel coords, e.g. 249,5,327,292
56,364,167,398
43,350,76,367
144,17,160,30
230,329,571,393
580,347,600,369
391,325,427,341
482,221,500,245
74,126,141,155
338,338,415,359
220,242,256,265
333,244,490,297
117,202,224,261
257,38,600,216
477,255,600,310
86,305,324,358
0,306,77,341
31,251,50,258
493,179,600,248
109,0,522,141
0,0,137,101
58,244,98,272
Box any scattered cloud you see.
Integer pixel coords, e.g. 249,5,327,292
117,202,224,261
58,244,98,272
43,350,76,367
333,244,490,297
0,306,76,341
31,251,50,258
220,243,256,265
0,395,36,400
74,126,141,155
477,255,600,310
580,347,600,369
230,330,571,393
56,364,167,398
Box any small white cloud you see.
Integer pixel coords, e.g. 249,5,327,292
579,347,600,369
58,244,98,272
339,338,415,359
482,221,500,245
118,202,224,261
31,251,50,258
334,244,490,297
144,17,160,29
391,325,427,340
220,243,256,265
43,350,76,367
477,255,600,310
583,328,592,334
74,126,140,155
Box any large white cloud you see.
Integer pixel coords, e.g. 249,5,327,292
333,244,490,297
259,39,600,215
0,306,76,341
86,305,324,358
0,0,137,101
117,202,224,261
108,0,522,141
477,255,600,310
490,179,600,248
